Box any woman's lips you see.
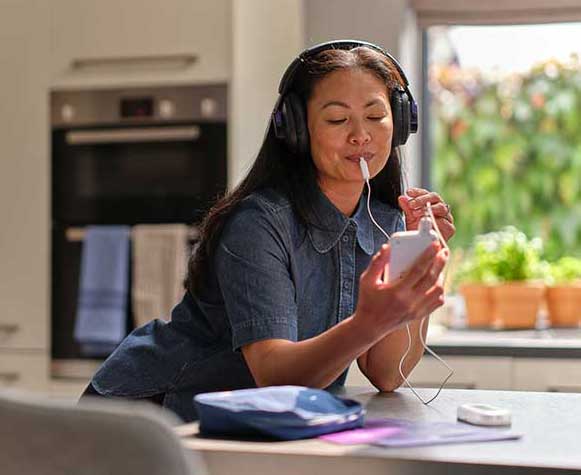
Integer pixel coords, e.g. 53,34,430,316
345,153,374,163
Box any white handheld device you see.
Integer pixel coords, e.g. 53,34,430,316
457,403,512,426
386,216,438,282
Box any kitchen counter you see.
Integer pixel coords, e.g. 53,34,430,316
426,326,581,358
177,386,581,475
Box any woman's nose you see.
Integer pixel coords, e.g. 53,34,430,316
348,122,371,145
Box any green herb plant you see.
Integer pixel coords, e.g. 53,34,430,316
456,226,549,286
549,256,581,284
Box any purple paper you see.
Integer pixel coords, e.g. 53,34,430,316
319,419,403,444
373,419,521,448
319,418,521,448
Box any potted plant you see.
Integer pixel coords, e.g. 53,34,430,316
546,257,581,327
485,227,547,329
455,242,497,328
456,227,549,329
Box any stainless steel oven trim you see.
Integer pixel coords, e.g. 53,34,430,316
51,85,227,126
66,125,201,145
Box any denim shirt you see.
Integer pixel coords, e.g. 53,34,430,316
91,187,403,422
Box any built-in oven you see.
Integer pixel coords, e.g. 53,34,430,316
52,85,227,224
51,85,226,375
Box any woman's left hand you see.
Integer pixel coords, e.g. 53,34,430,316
398,188,456,242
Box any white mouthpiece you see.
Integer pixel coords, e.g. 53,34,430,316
359,157,370,181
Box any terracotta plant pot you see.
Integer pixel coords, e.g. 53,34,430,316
459,284,493,328
546,285,581,327
491,282,545,329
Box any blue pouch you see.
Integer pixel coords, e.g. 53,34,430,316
194,385,365,440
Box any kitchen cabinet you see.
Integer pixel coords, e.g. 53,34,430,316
0,0,50,351
513,358,581,393
50,0,231,88
0,0,51,390
404,355,513,390
347,355,581,392
0,351,49,392
0,315,49,351
346,356,513,390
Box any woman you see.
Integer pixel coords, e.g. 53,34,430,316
83,40,455,422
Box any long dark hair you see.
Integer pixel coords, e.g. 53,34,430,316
186,46,407,295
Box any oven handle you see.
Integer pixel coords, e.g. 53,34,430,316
66,126,201,145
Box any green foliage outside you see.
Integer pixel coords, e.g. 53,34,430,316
431,57,581,261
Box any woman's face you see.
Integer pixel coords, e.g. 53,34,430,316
306,68,393,191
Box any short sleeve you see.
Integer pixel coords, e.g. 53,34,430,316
214,199,298,351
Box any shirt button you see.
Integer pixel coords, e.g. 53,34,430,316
342,235,349,243
343,281,350,290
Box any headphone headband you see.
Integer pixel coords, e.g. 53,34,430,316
278,39,411,96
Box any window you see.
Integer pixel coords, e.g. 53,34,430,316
425,23,581,260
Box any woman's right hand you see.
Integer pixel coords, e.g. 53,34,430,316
355,242,448,341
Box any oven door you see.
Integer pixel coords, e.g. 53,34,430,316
52,122,227,224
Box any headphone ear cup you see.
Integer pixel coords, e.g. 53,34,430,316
391,89,410,147
390,90,403,147
400,92,410,146
285,92,309,157
280,95,298,153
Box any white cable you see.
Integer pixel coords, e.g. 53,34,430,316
366,180,390,242
426,201,450,253
398,316,455,405
359,158,453,405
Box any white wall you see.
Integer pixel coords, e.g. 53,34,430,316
229,0,305,188
399,6,423,188
303,0,423,188
304,0,405,50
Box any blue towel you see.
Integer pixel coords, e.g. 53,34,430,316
74,226,131,357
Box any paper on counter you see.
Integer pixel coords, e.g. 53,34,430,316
320,418,521,448
319,419,403,444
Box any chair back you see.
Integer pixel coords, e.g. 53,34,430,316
0,390,208,475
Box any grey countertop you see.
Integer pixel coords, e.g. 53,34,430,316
179,386,581,475
426,326,581,358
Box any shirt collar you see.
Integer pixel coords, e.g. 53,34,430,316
307,187,374,255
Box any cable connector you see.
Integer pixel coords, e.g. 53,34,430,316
359,157,370,181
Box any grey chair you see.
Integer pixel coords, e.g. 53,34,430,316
0,389,208,475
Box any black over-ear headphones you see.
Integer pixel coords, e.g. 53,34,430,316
272,39,418,158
